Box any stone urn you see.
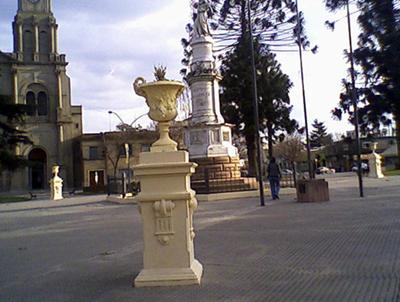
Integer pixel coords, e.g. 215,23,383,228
49,165,63,200
133,77,185,152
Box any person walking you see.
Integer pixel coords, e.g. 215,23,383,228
267,157,281,200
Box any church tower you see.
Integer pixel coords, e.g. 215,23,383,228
0,0,83,191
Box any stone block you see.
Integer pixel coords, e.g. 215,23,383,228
296,179,330,202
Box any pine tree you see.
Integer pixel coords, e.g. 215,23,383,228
220,36,298,175
0,95,32,171
181,0,313,76
182,0,307,175
310,119,333,148
325,0,400,167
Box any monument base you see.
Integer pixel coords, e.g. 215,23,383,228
296,179,330,202
134,259,203,287
191,156,257,194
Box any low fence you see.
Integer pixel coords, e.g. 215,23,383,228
191,168,295,195
107,175,140,196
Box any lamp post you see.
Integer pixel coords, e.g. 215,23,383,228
346,0,364,198
247,0,265,207
295,0,313,180
108,111,147,194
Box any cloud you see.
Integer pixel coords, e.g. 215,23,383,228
0,0,360,135
55,0,191,131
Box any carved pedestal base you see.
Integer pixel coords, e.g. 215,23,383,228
134,259,203,287
191,156,257,194
133,151,203,287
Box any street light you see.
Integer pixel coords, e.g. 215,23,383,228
345,0,364,198
295,0,314,180
108,110,148,195
247,0,265,207
108,111,147,128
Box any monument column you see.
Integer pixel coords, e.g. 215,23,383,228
16,19,23,61
54,24,58,54
56,68,63,108
33,18,39,62
184,0,252,193
50,24,56,53
11,66,18,104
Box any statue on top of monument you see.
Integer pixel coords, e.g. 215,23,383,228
193,0,211,39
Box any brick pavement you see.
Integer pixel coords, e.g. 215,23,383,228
0,175,399,301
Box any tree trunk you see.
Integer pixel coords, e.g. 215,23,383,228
240,0,247,35
245,133,256,176
267,123,274,159
291,161,297,188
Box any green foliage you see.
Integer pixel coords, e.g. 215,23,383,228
182,0,307,174
0,95,32,171
325,0,400,165
220,36,298,174
310,119,333,148
0,195,31,203
181,0,311,76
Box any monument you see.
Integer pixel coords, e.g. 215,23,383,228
368,143,384,179
132,68,203,287
184,0,252,193
49,165,63,200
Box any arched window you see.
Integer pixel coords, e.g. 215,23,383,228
25,84,49,117
26,91,36,116
37,91,48,116
39,31,49,53
39,30,49,62
23,30,33,62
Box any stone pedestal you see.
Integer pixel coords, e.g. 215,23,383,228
296,179,329,203
133,151,203,287
368,152,384,179
191,156,257,194
49,165,63,200
185,34,242,189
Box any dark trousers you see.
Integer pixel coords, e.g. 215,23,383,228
269,177,280,199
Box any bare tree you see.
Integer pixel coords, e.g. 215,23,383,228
274,134,306,185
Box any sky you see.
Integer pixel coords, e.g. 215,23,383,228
0,0,359,136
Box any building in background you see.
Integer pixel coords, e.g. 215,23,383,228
0,0,82,191
80,130,157,192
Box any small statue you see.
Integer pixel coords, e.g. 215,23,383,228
193,0,211,39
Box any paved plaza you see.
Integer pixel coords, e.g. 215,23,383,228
1,175,400,302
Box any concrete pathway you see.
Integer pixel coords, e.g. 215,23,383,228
0,175,399,302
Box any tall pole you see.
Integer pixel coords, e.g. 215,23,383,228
346,0,364,197
295,0,313,179
247,0,265,206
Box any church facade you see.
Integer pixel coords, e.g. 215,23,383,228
0,0,82,191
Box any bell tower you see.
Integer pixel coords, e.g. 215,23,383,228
13,0,58,62
0,0,83,191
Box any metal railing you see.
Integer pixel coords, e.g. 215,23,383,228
191,168,295,195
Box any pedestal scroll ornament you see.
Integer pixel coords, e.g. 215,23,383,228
153,199,175,245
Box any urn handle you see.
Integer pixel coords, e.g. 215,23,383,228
133,77,146,97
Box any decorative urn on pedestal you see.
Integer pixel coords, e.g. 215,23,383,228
49,165,63,200
132,67,203,287
368,142,384,178
133,66,185,152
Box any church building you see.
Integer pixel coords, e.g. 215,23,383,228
0,0,83,191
